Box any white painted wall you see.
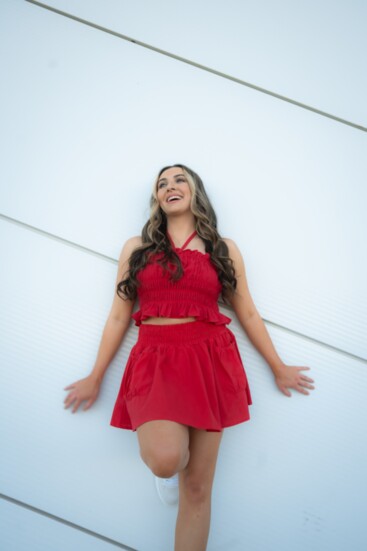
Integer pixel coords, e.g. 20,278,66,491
1,1,366,550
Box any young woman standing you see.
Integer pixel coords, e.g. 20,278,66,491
64,164,314,551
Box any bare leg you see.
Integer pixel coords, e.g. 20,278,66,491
175,428,223,551
136,420,190,478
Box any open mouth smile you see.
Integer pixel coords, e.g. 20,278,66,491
166,195,183,203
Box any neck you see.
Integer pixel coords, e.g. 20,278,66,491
166,214,196,239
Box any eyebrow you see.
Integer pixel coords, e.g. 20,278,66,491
158,174,185,183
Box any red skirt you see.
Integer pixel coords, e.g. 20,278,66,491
110,321,252,432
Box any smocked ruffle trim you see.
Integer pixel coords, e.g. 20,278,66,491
132,303,231,327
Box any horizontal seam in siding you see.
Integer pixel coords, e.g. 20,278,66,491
0,493,138,551
25,0,367,132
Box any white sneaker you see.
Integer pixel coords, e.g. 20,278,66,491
155,474,179,506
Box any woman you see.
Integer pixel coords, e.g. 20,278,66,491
64,164,314,551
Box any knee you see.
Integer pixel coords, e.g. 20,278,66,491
181,474,211,506
142,448,186,478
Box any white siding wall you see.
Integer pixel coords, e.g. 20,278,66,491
0,1,366,550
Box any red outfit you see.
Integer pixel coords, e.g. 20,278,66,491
110,231,252,432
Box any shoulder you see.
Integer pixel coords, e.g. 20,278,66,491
222,237,242,259
222,238,246,274
124,235,143,250
118,235,142,263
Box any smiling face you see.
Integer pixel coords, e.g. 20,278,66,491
156,167,193,216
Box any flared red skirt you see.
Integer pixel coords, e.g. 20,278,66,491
110,321,252,432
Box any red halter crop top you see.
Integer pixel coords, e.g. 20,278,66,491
131,230,231,326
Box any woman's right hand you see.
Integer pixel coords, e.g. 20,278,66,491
64,375,101,413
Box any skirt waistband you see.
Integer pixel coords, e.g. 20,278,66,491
137,320,228,345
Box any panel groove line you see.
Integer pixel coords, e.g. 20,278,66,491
2,212,366,364
0,494,138,551
0,212,116,264
25,0,367,133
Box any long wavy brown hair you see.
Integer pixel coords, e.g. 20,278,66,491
117,164,237,302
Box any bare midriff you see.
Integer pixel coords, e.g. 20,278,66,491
141,317,196,325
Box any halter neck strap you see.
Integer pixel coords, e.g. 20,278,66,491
167,230,197,250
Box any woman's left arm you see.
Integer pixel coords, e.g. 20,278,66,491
224,239,315,397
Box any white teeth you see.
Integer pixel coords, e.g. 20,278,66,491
167,195,181,202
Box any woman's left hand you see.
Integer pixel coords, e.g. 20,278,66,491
274,365,315,397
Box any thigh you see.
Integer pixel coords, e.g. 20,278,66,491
180,428,224,488
136,420,190,459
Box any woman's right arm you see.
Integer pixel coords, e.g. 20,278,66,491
63,236,142,413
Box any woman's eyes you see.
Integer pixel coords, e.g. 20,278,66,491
158,178,186,189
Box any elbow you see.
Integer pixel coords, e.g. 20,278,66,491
109,314,132,329
235,308,259,329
